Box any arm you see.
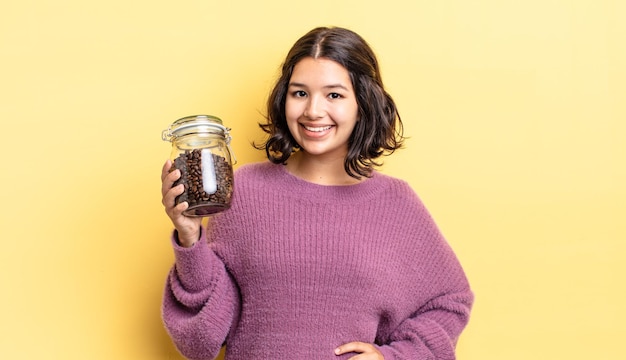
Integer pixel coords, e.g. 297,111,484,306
160,160,240,359
375,228,473,360
375,183,474,359
376,290,473,360
162,231,240,360
334,180,473,360
335,288,472,360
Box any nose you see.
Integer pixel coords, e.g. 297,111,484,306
303,95,324,119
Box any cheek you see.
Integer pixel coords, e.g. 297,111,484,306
284,100,300,135
284,99,301,121
334,104,359,127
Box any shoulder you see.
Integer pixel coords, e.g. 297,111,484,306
231,161,285,197
234,161,279,182
375,171,413,192
374,171,421,203
371,171,436,223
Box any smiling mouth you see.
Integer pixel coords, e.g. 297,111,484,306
302,125,332,132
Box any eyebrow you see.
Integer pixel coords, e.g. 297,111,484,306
288,82,350,91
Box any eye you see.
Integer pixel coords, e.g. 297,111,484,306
292,90,307,98
328,92,342,99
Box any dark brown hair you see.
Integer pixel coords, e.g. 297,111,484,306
256,26,404,179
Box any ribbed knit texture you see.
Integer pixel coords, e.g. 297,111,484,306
162,161,473,360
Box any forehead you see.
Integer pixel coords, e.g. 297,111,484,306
290,57,352,86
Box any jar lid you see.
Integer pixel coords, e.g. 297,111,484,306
162,115,229,141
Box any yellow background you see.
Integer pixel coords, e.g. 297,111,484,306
1,1,624,359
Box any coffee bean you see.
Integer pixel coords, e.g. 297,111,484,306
169,149,233,216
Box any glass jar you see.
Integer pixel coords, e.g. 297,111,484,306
162,115,235,217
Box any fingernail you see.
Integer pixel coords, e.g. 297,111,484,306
334,348,340,355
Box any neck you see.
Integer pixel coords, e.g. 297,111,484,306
285,151,361,186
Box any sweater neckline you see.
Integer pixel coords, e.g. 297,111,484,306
271,163,387,204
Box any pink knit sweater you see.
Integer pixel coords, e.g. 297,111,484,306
162,161,473,359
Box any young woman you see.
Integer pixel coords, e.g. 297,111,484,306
161,26,473,360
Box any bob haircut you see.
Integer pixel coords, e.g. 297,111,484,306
257,26,404,179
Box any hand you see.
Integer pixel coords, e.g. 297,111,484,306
335,342,384,360
161,160,202,247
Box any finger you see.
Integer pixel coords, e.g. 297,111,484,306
165,198,190,227
161,159,173,182
335,342,370,355
336,342,383,360
169,199,189,218
162,183,184,208
161,168,181,198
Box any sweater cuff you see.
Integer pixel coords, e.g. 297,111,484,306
170,228,218,292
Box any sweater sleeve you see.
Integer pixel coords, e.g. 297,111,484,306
375,234,474,360
161,230,240,360
376,289,473,360
376,181,474,360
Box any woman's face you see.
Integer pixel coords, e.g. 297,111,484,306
285,57,359,161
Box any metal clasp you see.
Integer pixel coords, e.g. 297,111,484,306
224,127,237,164
161,126,173,141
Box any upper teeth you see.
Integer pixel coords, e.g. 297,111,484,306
304,125,331,132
